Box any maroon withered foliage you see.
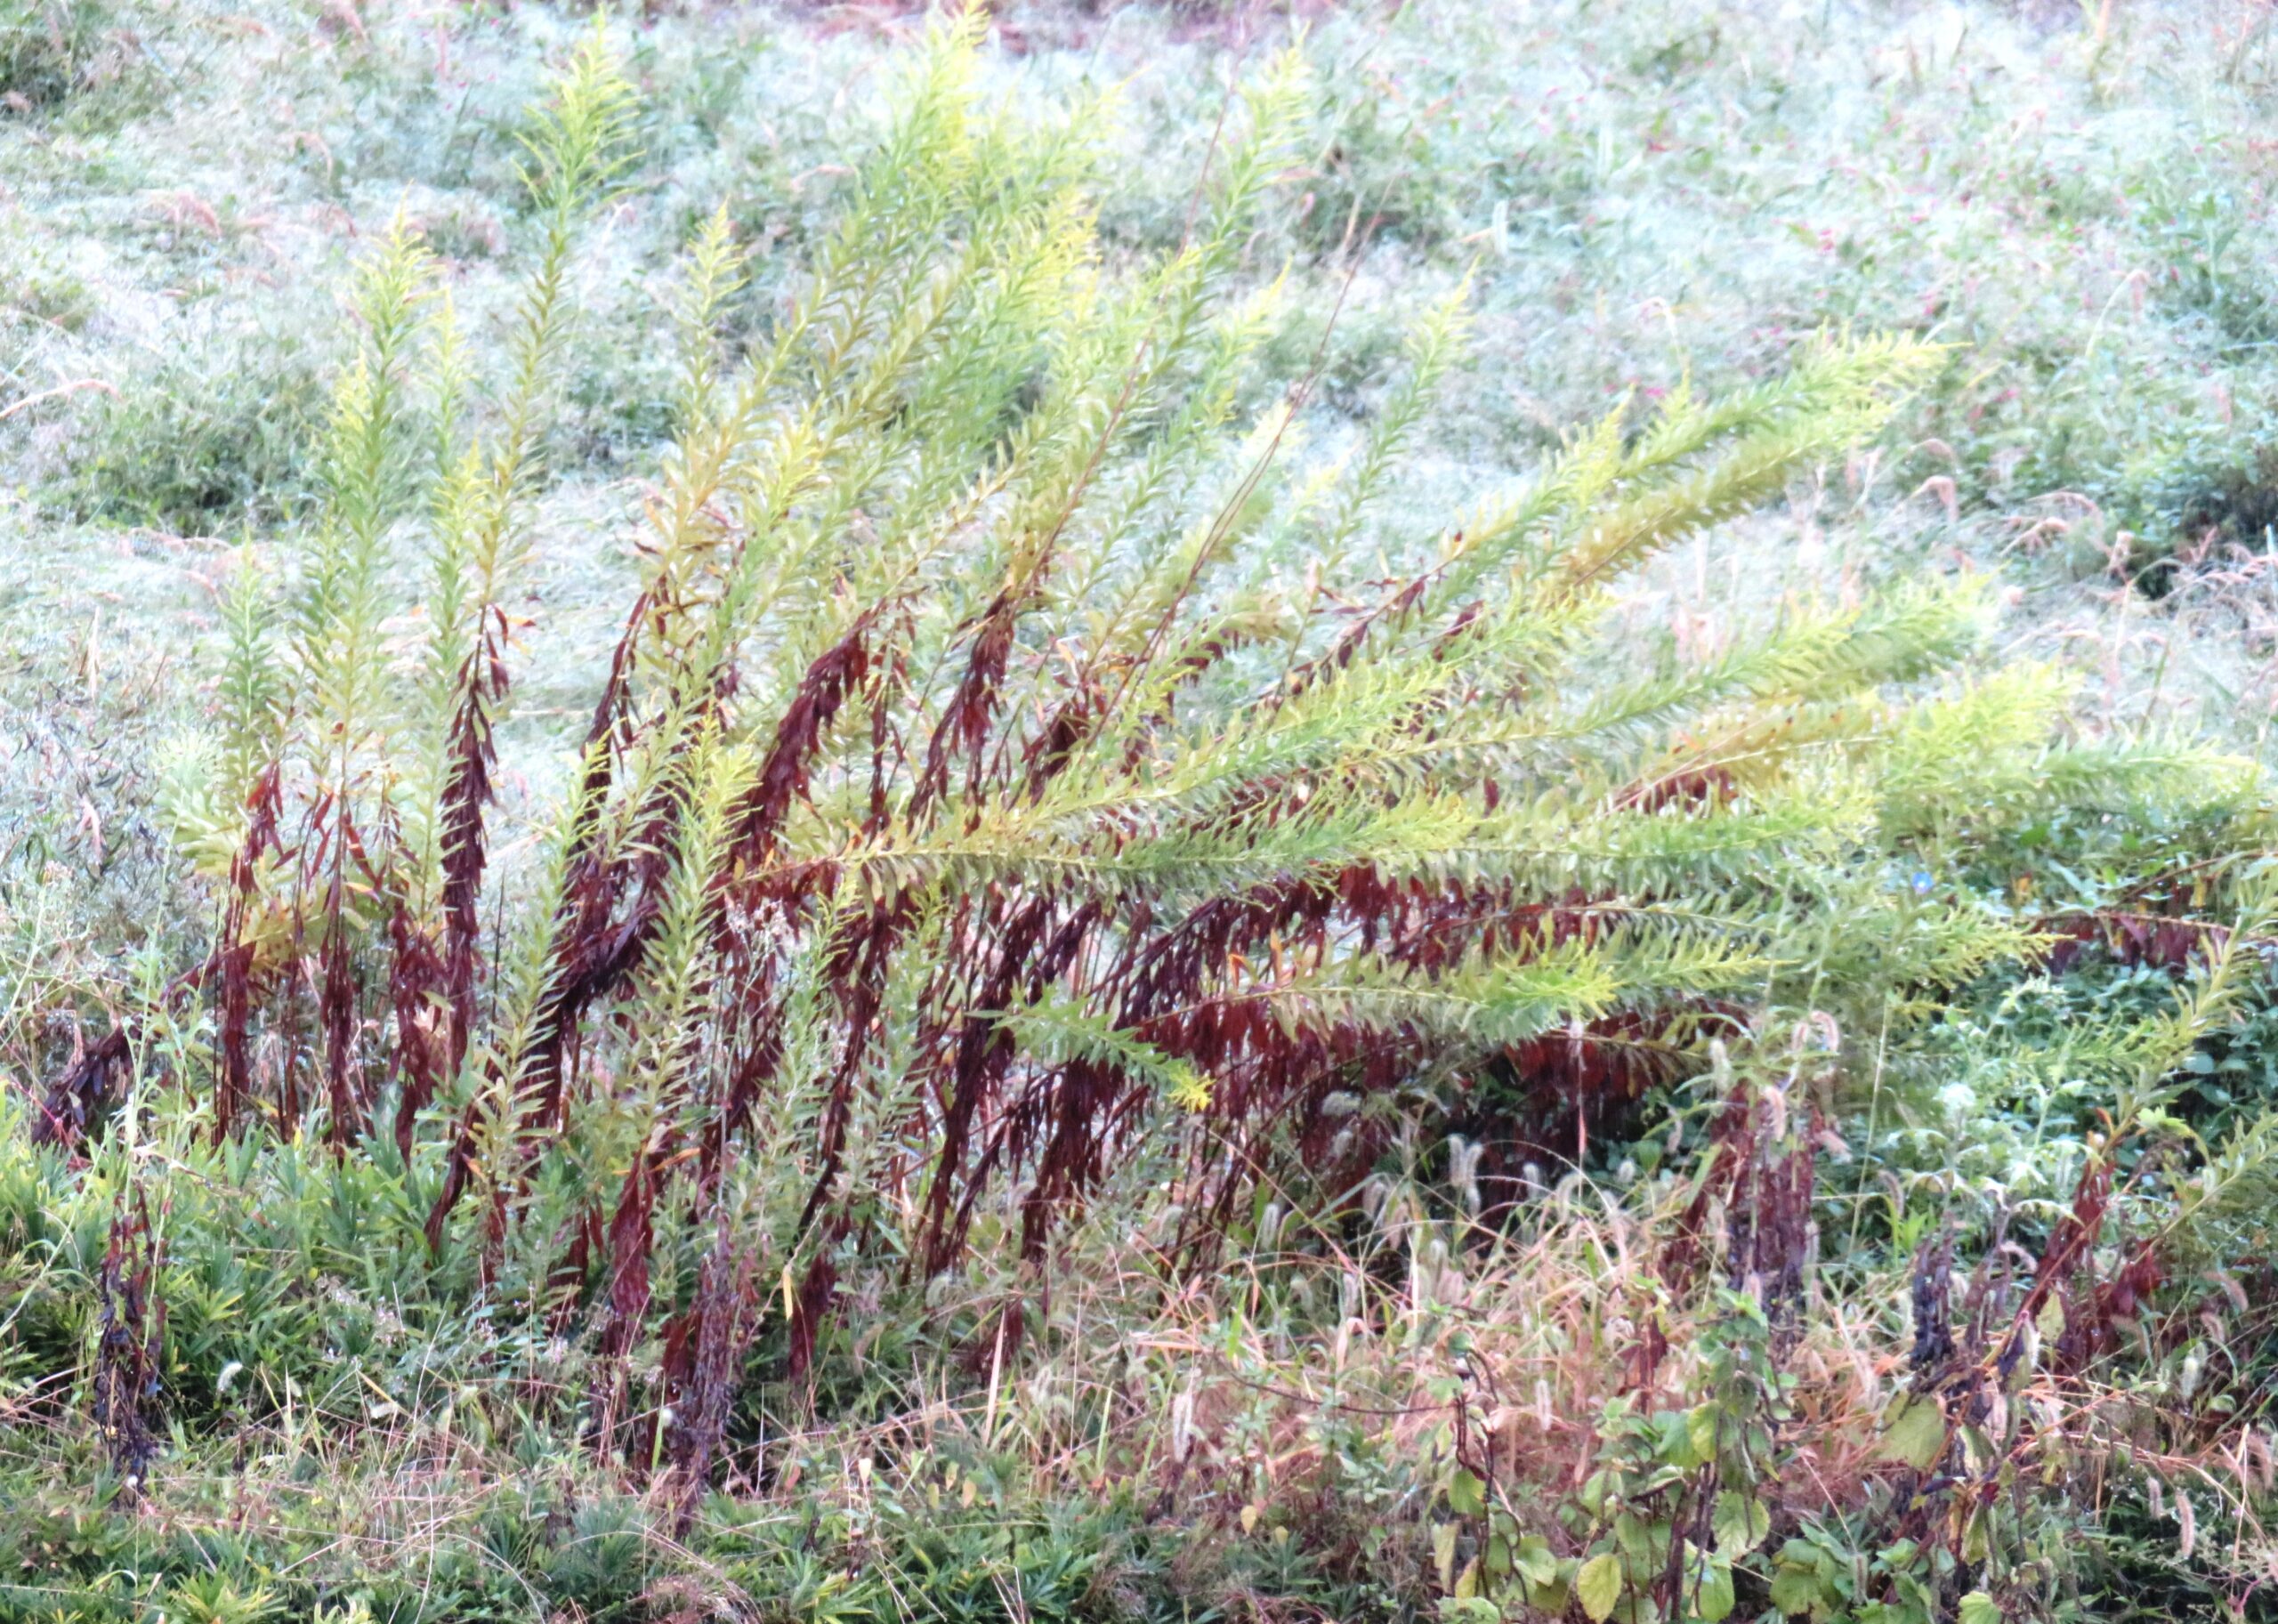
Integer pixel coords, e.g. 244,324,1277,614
93,1193,166,1499
1633,1069,1819,1387
34,1026,135,1149
386,896,448,1162
216,764,284,1142
439,608,511,1082
659,1211,762,1523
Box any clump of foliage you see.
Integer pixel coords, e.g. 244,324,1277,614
4,12,2277,1624
0,0,143,113
44,322,327,533
0,242,94,337
124,11,1980,1423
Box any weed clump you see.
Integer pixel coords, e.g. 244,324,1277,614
44,324,326,533
0,243,95,335
0,0,148,115
2,11,2276,1624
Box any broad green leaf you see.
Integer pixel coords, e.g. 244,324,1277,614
1712,1491,1769,1555
1882,1394,1948,1470
1776,1538,1830,1573
1693,1555,1736,1623
1659,1409,1702,1469
1447,1466,1486,1516
1527,1575,1571,1615
1577,1553,1625,1623
1514,1533,1561,1588
1769,1564,1822,1616
1686,1402,1722,1463
1958,1593,2003,1624
1615,1510,1652,1563
1435,1600,1499,1624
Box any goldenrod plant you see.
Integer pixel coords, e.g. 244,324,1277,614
1,11,2274,1624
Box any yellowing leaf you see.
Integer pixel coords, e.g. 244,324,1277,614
1769,1564,1822,1616
1166,1060,1215,1111
1962,1507,1989,1563
1576,1553,1625,1623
